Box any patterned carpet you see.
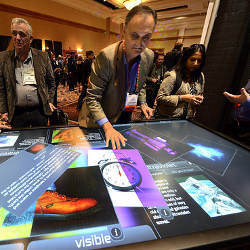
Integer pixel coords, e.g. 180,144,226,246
57,84,143,125
57,84,80,125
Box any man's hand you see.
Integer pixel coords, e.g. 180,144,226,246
223,88,249,104
0,113,11,133
0,113,9,122
0,123,11,133
49,103,57,112
181,94,204,105
141,103,154,119
54,68,61,73
103,122,127,149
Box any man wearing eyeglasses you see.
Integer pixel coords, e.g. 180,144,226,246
78,5,156,149
0,18,56,129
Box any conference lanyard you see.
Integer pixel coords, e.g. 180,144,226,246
122,41,141,111
122,40,140,93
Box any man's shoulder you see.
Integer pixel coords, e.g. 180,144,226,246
94,42,121,66
99,41,120,59
142,47,154,57
101,42,119,52
0,50,14,60
141,48,154,65
31,48,48,57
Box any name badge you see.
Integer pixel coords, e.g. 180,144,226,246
23,68,37,85
124,92,138,111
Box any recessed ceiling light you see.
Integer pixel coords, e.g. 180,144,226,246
123,0,142,10
175,16,187,20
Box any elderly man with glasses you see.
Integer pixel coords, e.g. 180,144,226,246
0,18,56,129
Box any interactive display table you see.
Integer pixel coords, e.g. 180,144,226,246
0,120,249,250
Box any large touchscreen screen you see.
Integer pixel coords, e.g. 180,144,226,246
0,121,249,250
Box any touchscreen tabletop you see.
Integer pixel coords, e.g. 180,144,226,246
0,121,249,250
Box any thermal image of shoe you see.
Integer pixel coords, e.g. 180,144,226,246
35,191,100,218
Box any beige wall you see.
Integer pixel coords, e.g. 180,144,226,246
0,0,120,33
182,28,202,47
149,40,176,54
149,28,202,53
152,30,179,39
150,30,178,53
0,0,120,54
182,38,201,47
184,28,203,36
0,0,203,55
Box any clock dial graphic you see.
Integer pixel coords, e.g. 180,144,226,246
101,161,142,191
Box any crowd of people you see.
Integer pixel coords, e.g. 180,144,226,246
0,5,249,145
49,50,95,105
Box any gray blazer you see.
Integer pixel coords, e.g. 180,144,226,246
78,41,154,127
0,48,55,122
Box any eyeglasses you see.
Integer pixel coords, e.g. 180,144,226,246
11,30,29,38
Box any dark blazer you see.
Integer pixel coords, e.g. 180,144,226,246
0,48,56,122
78,41,154,127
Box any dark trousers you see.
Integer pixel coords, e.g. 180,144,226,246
53,76,60,107
77,81,88,111
146,85,160,108
11,106,48,129
116,111,132,124
68,72,77,91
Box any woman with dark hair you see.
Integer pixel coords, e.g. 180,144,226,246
156,44,206,119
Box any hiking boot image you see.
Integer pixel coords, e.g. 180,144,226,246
35,191,101,220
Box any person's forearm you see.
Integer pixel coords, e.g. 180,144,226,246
102,121,113,132
97,117,109,127
180,94,190,102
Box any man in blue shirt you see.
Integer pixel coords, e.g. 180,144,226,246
79,5,157,149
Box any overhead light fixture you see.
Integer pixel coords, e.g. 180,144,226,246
123,0,141,10
175,16,187,20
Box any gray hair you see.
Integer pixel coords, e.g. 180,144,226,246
11,18,32,36
125,5,157,28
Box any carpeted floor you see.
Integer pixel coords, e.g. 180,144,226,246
56,84,144,125
57,84,80,125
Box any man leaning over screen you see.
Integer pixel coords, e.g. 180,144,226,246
78,5,157,149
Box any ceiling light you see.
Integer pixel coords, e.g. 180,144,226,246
123,0,141,10
175,16,187,20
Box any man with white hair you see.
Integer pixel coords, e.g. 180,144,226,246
0,18,56,128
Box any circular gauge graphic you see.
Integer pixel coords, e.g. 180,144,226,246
101,161,142,191
119,158,136,165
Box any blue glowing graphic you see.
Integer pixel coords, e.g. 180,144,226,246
187,143,224,161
